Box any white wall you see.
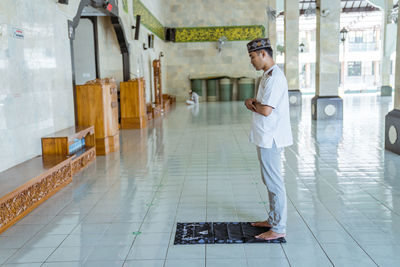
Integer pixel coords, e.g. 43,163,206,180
129,27,166,103
0,0,169,172
164,0,267,100
97,16,123,84
1,0,269,172
0,0,75,172
74,18,96,85
127,0,167,103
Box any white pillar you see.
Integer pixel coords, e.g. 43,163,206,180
394,7,400,110
381,0,394,95
384,6,400,154
306,63,311,88
284,0,299,90
267,0,277,58
284,0,302,106
312,0,342,120
315,0,341,96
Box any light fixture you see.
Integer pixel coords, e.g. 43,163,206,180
321,9,330,17
266,7,277,21
143,43,147,50
340,27,348,42
217,36,227,53
304,5,316,17
299,42,305,53
159,51,164,58
389,6,398,24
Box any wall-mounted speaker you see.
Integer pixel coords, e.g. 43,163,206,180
148,34,154,49
165,28,176,42
132,15,141,40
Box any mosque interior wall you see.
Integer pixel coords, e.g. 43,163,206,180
0,0,76,172
164,0,268,101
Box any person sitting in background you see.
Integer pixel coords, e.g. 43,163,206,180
186,90,199,105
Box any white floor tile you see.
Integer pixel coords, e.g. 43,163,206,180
126,244,168,260
123,260,164,267
5,247,55,264
1,98,400,265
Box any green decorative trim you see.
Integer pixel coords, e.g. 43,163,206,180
133,0,164,40
175,25,265,43
122,0,128,14
131,0,264,43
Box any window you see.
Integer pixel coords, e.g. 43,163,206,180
348,61,362,76
277,32,284,46
355,31,363,43
371,62,375,76
391,60,394,75
364,31,375,43
363,62,373,76
348,30,375,44
348,31,355,43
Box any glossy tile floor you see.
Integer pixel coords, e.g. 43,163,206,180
1,95,400,267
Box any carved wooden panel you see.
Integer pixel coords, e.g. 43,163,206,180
153,60,162,106
0,160,72,234
71,147,96,175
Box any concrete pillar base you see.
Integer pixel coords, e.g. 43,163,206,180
288,90,302,106
312,119,343,143
290,104,302,123
381,86,393,96
385,109,400,155
311,96,343,120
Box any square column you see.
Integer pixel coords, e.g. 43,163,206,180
312,0,342,120
284,0,302,106
267,0,277,59
381,0,394,96
385,6,400,154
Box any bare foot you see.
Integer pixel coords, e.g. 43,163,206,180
255,230,286,240
251,221,272,228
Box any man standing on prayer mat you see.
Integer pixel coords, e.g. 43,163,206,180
244,38,293,241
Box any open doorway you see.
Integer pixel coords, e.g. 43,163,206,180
68,0,130,125
73,17,99,85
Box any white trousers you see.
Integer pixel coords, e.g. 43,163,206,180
257,142,287,234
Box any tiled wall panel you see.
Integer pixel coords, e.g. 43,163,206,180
0,0,75,172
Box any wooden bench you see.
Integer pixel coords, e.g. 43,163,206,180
153,104,162,118
146,103,162,120
162,94,171,112
0,126,97,234
169,95,176,104
0,155,72,234
41,126,96,175
146,103,154,121
146,95,175,121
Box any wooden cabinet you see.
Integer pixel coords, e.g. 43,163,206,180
162,94,171,112
120,78,147,129
41,126,96,175
152,59,163,116
76,79,119,155
153,60,163,106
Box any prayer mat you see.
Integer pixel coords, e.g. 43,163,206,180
174,222,286,245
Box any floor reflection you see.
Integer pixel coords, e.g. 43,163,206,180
2,94,400,266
